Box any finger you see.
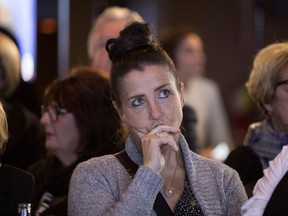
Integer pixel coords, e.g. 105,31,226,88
132,127,147,139
148,125,180,137
147,134,179,152
156,135,179,152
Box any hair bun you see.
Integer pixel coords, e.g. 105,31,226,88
106,22,155,63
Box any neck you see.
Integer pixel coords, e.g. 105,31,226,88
54,151,78,167
160,144,184,176
161,147,185,199
271,116,288,132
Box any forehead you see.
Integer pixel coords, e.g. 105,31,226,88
119,65,176,96
179,34,203,49
95,20,128,41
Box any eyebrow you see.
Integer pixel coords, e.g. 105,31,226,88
276,79,288,87
127,83,172,102
155,83,171,92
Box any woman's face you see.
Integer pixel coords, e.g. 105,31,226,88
115,65,184,147
41,103,80,157
91,20,128,73
269,66,288,132
174,34,206,80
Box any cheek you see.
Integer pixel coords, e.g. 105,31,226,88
272,93,288,117
59,125,80,151
122,109,149,130
276,100,288,115
166,101,183,126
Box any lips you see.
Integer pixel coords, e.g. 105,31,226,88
45,132,54,139
153,123,163,130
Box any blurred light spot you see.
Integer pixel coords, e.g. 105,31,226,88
211,142,230,161
39,18,57,34
21,53,34,82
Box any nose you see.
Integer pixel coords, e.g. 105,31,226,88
40,112,51,126
149,101,161,121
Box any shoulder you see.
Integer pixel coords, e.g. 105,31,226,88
190,151,237,176
241,146,288,215
27,156,53,174
72,155,120,178
1,164,34,181
248,120,266,130
0,164,34,214
188,152,246,201
70,154,126,192
244,120,269,144
266,145,288,176
0,164,34,200
76,154,118,168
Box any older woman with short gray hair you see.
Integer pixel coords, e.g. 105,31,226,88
244,42,288,169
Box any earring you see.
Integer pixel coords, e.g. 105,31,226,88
266,107,273,116
181,98,185,107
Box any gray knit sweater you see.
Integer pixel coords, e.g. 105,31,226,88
68,134,247,216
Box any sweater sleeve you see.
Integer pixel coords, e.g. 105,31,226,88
223,167,248,216
241,145,288,216
68,157,163,216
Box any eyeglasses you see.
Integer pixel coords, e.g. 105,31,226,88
41,105,68,122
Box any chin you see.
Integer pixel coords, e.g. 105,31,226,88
45,141,57,151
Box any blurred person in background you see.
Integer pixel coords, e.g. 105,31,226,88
28,66,122,216
87,6,144,73
243,42,288,170
0,4,41,116
225,42,288,198
0,31,45,170
1,29,41,118
241,144,288,215
0,101,34,216
160,26,232,159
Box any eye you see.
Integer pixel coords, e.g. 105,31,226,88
55,107,66,115
132,98,144,107
159,89,170,98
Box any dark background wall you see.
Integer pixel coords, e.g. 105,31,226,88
35,0,288,145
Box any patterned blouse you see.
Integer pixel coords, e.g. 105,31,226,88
174,176,204,215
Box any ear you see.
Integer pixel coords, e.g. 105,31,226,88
264,103,273,114
179,82,185,108
113,101,124,120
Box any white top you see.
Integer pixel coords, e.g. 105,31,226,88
241,145,288,216
184,77,232,152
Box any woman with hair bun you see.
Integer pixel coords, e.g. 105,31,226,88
68,22,247,216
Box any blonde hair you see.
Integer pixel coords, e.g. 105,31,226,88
87,6,143,59
0,32,21,98
246,42,288,115
0,101,8,154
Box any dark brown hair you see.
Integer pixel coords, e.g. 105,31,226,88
105,22,180,107
43,66,122,158
159,26,200,66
